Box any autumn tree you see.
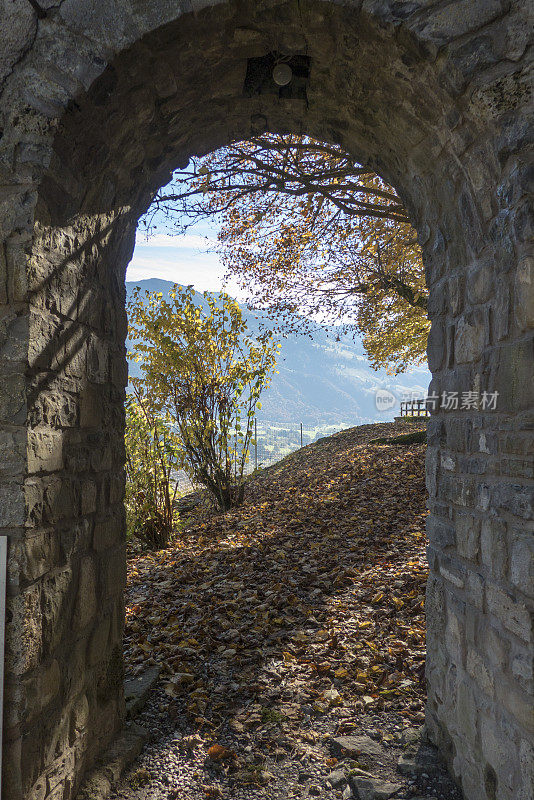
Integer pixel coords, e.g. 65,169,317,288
124,381,181,549
127,285,279,511
147,135,429,373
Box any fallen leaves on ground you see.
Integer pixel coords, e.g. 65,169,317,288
124,420,428,750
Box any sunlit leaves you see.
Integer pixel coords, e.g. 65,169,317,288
124,421,428,745
148,134,430,373
127,285,279,511
124,386,181,549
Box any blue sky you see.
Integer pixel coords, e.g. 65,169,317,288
126,218,248,300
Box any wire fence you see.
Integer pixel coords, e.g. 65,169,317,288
172,419,349,495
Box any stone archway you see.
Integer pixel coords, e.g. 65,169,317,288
0,2,532,799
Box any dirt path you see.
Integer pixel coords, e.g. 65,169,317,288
109,422,463,800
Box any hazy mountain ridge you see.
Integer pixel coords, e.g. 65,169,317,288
125,279,430,426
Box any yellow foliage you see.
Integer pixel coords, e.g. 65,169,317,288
153,135,429,373
127,285,278,510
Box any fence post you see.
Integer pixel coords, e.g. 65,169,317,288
255,419,258,471
300,422,303,448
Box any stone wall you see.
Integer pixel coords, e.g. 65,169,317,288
0,2,532,799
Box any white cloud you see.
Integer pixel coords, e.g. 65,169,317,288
126,246,246,299
134,232,217,249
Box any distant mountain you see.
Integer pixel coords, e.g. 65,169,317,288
125,279,430,426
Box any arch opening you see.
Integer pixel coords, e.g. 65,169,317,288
1,3,531,800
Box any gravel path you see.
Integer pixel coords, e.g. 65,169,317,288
109,686,463,800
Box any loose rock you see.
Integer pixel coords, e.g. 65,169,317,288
326,768,348,789
331,736,384,760
349,775,402,800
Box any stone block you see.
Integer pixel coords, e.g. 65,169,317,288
445,419,470,452
465,571,484,610
481,518,508,580
427,515,455,550
6,235,29,303
96,646,124,707
22,529,60,582
493,337,534,413
63,329,88,379
445,605,466,666
511,644,533,693
4,669,24,736
60,518,92,560
92,441,113,472
42,566,73,654
45,746,77,799
0,311,28,361
426,575,446,632
70,692,90,743
495,483,534,520
482,624,509,672
454,755,486,800
412,0,502,45
27,430,64,474
510,533,534,597
455,311,486,364
0,428,26,478
486,583,532,643
456,680,478,749
74,556,97,630
466,648,494,696
28,311,65,372
448,274,465,316
86,336,109,384
63,440,91,474
22,659,61,722
64,639,86,700
0,248,6,306
3,735,23,800
30,387,78,428
111,351,129,389
495,679,534,734
440,474,476,509
515,255,534,330
93,516,121,552
467,259,494,304
455,512,480,561
28,776,47,800
499,456,534,480
124,665,160,719
0,482,25,527
45,478,79,525
110,471,126,504
81,480,97,515
102,545,127,599
519,738,534,800
88,616,111,666
5,583,42,674
425,447,439,497
24,480,44,530
439,563,465,589
493,278,510,341
427,318,445,372
80,381,104,428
